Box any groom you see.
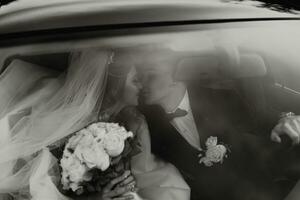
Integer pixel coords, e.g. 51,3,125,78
136,48,300,200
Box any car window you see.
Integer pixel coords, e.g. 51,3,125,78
1,20,300,200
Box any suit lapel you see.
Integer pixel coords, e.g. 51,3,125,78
188,87,222,147
158,106,195,148
143,105,199,154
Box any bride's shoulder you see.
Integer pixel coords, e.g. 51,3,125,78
118,106,146,124
116,106,147,133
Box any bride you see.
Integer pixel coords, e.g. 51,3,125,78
0,48,190,200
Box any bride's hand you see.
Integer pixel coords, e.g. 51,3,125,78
101,170,136,200
73,170,136,200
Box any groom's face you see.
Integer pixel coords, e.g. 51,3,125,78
137,61,175,105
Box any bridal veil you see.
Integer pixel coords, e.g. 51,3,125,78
0,49,111,199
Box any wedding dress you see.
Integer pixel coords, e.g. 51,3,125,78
131,119,190,200
0,49,190,200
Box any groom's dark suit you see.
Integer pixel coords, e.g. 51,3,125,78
139,85,300,200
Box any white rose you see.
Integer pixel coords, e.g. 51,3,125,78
87,124,106,138
80,145,110,171
77,133,94,147
94,131,107,144
106,123,119,130
70,182,81,192
94,147,110,170
205,136,218,148
60,152,76,169
76,146,96,168
61,155,93,191
87,123,99,132
103,133,125,157
68,159,87,183
199,157,213,167
68,130,87,149
205,145,227,163
73,145,85,163
61,171,70,190
96,122,106,129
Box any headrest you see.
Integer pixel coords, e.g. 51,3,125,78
176,53,267,81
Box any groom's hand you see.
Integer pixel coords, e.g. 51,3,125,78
271,114,300,145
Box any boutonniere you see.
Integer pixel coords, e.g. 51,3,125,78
198,136,229,167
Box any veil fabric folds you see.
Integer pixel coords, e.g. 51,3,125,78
0,49,113,198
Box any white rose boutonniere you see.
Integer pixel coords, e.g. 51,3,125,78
199,136,229,167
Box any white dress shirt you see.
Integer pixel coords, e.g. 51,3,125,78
168,91,201,150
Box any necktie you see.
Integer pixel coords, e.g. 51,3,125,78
166,108,188,121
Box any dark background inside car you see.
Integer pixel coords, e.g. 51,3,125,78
3,52,69,73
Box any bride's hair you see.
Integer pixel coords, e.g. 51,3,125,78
99,49,134,121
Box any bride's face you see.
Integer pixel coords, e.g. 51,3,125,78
122,67,141,106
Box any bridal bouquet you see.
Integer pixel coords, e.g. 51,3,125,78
60,122,140,196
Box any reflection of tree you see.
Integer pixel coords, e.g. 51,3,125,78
1,0,299,14
0,0,18,7
234,0,300,13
